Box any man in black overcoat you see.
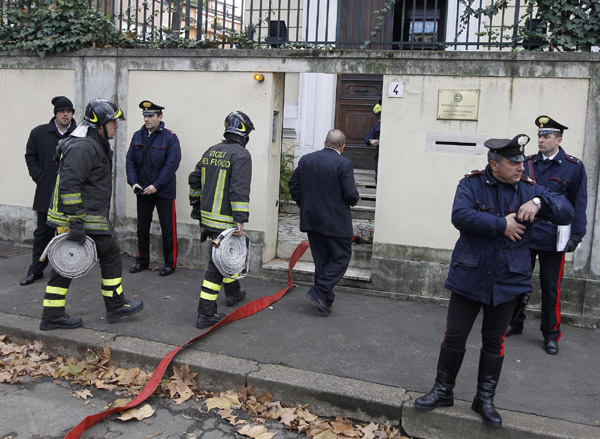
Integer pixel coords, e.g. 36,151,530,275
21,96,77,286
288,129,360,314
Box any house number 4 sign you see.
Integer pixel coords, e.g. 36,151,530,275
387,81,404,98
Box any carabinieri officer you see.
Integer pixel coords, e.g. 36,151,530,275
414,134,574,428
126,100,182,276
506,116,587,355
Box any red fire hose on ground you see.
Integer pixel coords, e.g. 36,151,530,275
65,241,310,439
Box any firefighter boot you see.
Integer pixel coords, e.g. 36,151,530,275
196,297,225,329
224,279,246,307
102,278,144,323
414,346,465,410
40,307,82,331
471,351,504,428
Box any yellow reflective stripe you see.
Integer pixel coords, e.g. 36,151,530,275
61,193,82,204
201,217,236,229
200,291,219,301
213,169,227,215
102,278,122,286
202,280,221,291
223,276,237,283
189,189,202,197
115,285,123,295
46,286,68,295
201,167,205,191
231,201,249,212
43,299,66,307
201,210,234,222
66,213,86,220
101,289,114,298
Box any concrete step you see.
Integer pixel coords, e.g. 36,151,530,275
279,202,375,221
277,240,373,269
262,258,372,284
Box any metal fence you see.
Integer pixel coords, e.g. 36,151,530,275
0,0,558,50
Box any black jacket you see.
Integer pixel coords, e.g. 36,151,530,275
24,118,77,212
288,147,360,238
189,138,252,233
47,127,114,234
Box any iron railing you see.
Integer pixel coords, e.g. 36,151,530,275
0,0,560,50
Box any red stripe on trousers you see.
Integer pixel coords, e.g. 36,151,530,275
555,252,565,341
171,199,177,268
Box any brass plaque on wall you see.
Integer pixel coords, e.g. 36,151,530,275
437,90,480,121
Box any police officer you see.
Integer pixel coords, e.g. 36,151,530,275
40,98,144,330
189,111,253,329
364,98,381,181
414,135,573,428
506,116,587,356
21,96,77,286
126,100,182,276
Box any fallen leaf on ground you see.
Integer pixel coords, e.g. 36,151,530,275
313,430,336,439
72,389,93,400
146,433,162,438
117,403,155,421
237,424,275,439
205,396,233,411
359,422,378,439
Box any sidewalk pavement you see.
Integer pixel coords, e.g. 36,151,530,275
1,246,599,439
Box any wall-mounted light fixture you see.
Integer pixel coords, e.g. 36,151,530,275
254,73,264,82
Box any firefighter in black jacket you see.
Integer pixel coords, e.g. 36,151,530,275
189,111,254,329
21,96,77,286
40,98,144,330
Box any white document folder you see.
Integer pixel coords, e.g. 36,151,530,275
556,224,572,252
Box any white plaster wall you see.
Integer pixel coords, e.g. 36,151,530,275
376,75,589,250
124,71,282,241
0,69,76,209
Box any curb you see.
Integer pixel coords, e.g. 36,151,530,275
1,312,598,439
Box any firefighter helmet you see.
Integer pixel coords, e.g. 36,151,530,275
373,98,382,115
224,111,254,137
83,98,125,128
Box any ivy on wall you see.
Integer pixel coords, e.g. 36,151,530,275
460,0,600,51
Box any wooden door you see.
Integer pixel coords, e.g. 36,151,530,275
337,0,394,49
334,74,383,170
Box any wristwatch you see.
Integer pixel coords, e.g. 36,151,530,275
532,197,542,208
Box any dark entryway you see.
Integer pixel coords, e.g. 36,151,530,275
334,74,382,170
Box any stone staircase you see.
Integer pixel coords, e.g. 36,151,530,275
264,169,376,284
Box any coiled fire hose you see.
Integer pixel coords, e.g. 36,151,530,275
40,233,97,279
211,228,251,278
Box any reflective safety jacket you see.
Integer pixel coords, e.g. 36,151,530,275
445,166,574,306
189,138,252,233
47,126,114,234
524,147,587,251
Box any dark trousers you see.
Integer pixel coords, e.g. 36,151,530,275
512,249,565,341
42,234,125,317
135,195,177,268
443,293,518,356
27,211,55,276
198,232,241,316
306,231,352,305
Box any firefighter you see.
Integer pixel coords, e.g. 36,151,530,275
40,98,144,330
189,111,253,329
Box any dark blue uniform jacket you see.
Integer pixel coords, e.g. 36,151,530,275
288,147,360,238
126,122,181,199
523,147,587,251
364,120,380,145
445,166,574,306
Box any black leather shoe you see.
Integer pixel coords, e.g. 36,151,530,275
505,325,523,337
306,292,331,314
226,289,246,307
544,340,559,355
159,266,175,277
106,300,144,323
129,264,149,274
196,313,226,329
20,273,43,286
39,314,82,331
